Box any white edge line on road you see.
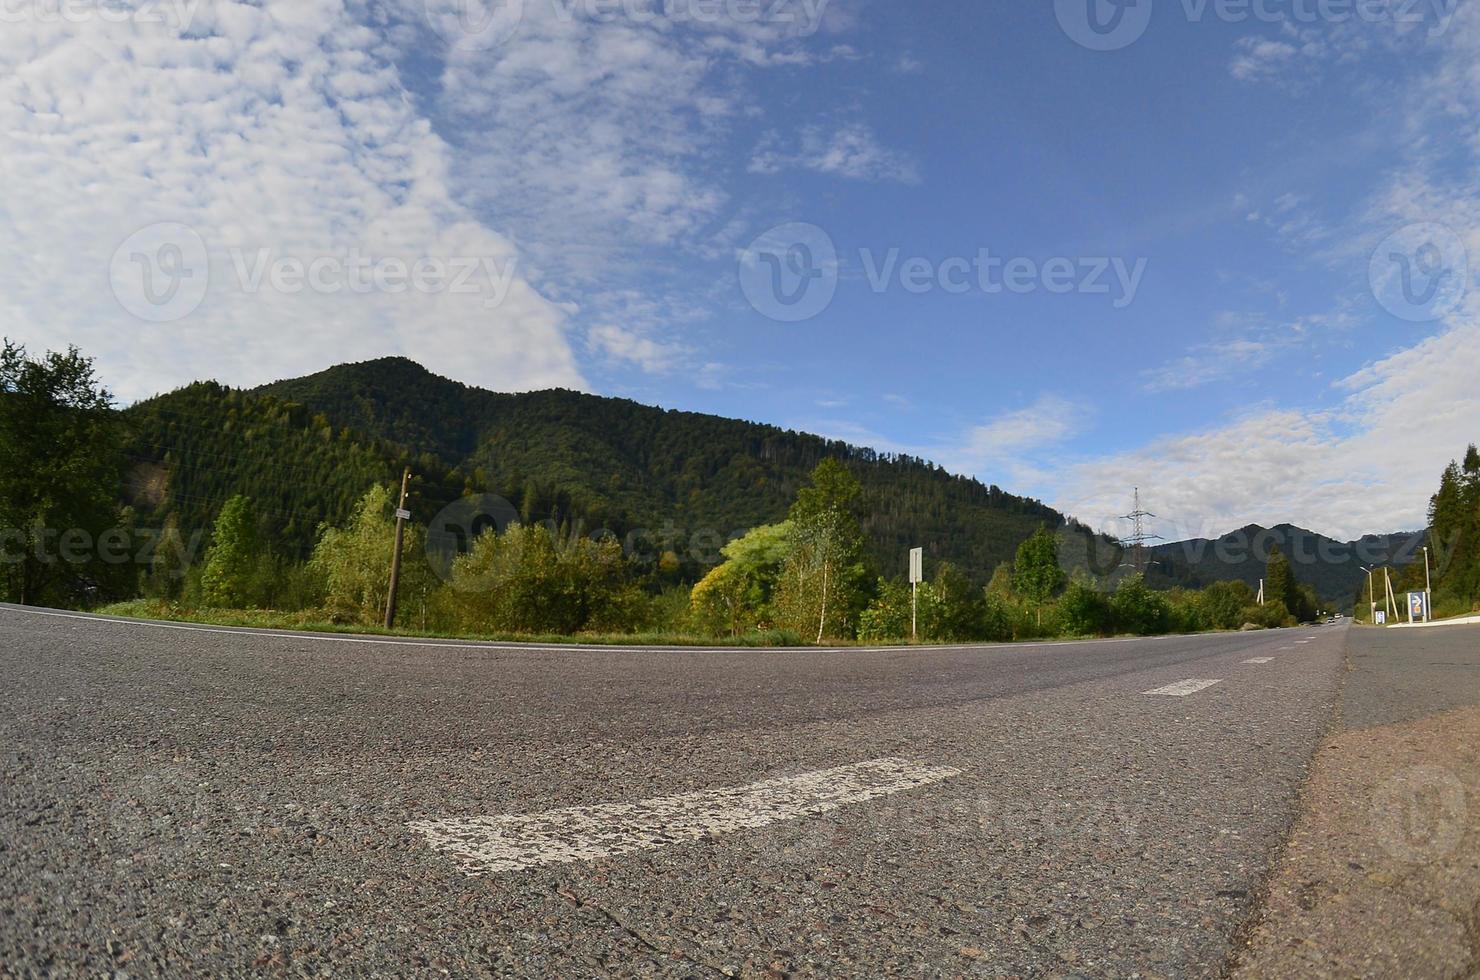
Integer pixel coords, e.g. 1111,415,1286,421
409,757,962,876
1143,678,1223,697
0,605,1300,658
1243,657,1275,664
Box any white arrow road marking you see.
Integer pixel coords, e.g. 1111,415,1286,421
1143,678,1223,697
1243,657,1275,664
410,757,962,876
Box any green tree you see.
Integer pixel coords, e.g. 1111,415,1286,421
1060,575,1112,636
1265,544,1296,616
141,512,193,600
775,460,869,642
0,341,123,607
1200,579,1255,630
690,522,791,636
199,496,261,607
310,485,430,624
1014,526,1066,627
449,523,640,635
1110,574,1170,635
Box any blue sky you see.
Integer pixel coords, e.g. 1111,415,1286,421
1,0,1475,539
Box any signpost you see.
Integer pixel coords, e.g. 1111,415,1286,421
1408,592,1428,624
909,548,923,642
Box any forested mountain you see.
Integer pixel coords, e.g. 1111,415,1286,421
122,357,1067,580
1145,523,1425,610
121,381,489,560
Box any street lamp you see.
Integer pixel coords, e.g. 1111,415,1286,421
1360,565,1376,624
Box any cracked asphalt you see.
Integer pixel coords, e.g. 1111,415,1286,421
0,604,1352,977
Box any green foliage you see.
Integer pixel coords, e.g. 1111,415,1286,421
1240,602,1295,629
199,496,261,607
1429,445,1480,612
1014,525,1067,625
0,340,126,607
689,522,791,637
448,524,643,635
1199,579,1256,630
774,461,871,641
309,485,426,625
257,357,1069,583
1059,576,1112,636
1109,575,1171,636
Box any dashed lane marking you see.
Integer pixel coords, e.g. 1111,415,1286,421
409,757,962,876
1143,679,1223,697
1244,657,1275,664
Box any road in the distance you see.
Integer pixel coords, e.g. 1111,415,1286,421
1,605,1347,977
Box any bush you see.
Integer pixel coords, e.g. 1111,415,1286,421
1239,602,1296,629
1059,578,1112,636
1110,575,1170,635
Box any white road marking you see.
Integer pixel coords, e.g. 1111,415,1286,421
409,758,961,876
1243,657,1275,664
1295,640,1312,645
1143,678,1223,697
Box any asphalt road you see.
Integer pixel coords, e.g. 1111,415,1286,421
1,605,1351,978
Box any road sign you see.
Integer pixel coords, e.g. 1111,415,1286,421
396,508,412,521
1375,609,1387,625
1408,592,1428,623
909,548,923,585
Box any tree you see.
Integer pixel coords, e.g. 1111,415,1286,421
0,341,123,607
310,485,430,624
775,460,869,642
1060,575,1112,636
141,512,192,600
1014,526,1066,627
1260,544,1296,621
690,522,792,637
1110,574,1170,635
1200,579,1255,630
199,496,261,607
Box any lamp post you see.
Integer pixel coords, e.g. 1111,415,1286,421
1360,565,1375,624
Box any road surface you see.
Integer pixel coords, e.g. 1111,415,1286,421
1,605,1352,977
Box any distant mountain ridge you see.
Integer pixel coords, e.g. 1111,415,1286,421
1148,523,1425,610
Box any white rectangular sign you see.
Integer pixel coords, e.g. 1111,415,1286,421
909,548,923,584
396,508,412,521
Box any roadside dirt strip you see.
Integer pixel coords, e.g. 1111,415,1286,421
1233,627,1480,980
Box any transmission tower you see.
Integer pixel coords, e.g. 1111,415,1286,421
1120,487,1163,575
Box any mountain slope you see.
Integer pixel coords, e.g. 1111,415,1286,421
123,358,1069,581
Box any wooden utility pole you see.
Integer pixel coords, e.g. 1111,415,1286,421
384,467,411,630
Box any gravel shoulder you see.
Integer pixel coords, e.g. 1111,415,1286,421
1231,625,1480,979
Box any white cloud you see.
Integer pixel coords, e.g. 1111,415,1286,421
749,122,919,183
1056,320,1480,540
0,2,585,403
932,396,1090,489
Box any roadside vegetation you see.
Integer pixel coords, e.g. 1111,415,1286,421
13,340,1473,647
